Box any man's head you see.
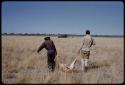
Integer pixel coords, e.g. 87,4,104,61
86,30,90,35
44,37,50,40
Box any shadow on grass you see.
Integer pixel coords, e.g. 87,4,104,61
87,61,110,71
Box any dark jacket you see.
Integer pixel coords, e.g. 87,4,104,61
37,40,57,55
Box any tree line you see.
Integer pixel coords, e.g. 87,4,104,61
2,33,123,38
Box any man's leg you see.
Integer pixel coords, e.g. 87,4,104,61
51,54,55,72
81,58,85,71
47,53,55,72
84,59,88,72
47,54,52,70
84,59,88,67
48,53,55,72
83,51,90,72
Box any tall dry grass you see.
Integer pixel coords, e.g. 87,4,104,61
2,36,124,84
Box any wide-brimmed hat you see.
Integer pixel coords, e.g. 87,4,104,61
44,37,50,40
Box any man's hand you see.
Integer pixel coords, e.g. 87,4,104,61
54,57,56,61
37,50,39,53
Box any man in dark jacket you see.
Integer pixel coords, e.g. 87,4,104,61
37,37,57,72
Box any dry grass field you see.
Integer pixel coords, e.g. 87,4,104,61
2,35,124,84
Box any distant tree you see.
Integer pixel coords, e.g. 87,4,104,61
24,33,28,35
58,34,68,38
10,33,15,35
36,33,40,35
3,33,8,35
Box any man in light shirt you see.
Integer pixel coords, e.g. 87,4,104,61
78,30,96,72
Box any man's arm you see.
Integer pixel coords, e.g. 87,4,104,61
37,42,45,53
78,39,84,54
92,38,96,45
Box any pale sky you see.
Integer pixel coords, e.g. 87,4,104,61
2,1,124,35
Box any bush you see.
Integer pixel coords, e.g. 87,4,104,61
58,34,68,38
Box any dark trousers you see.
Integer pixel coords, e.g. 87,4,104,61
47,50,56,71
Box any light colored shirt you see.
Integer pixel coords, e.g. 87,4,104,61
81,35,95,51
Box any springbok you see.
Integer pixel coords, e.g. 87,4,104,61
55,55,78,72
